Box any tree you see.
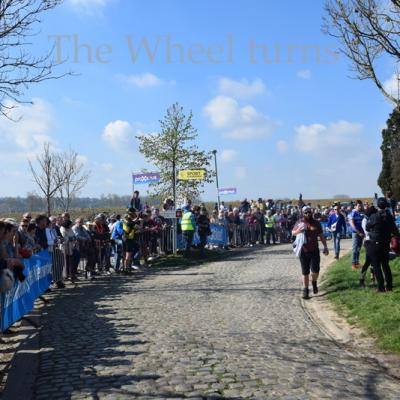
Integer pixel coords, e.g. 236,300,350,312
136,103,214,203
324,0,400,105
56,149,91,212
28,142,65,216
0,0,64,117
378,107,400,198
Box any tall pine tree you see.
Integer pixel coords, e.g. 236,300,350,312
378,107,400,199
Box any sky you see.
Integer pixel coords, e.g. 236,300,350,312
0,0,397,201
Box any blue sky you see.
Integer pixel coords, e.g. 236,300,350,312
0,0,396,200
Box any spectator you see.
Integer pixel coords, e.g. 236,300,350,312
327,205,347,259
35,215,49,250
60,219,78,281
181,203,196,257
130,190,143,211
359,206,377,288
197,207,211,256
348,200,364,269
366,198,399,292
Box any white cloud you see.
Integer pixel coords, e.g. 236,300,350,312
220,149,239,163
383,73,400,97
102,120,134,151
295,120,363,154
297,69,312,80
119,73,173,88
101,162,114,171
276,140,288,154
235,166,247,180
66,0,112,15
218,77,266,100
204,96,276,140
0,98,53,151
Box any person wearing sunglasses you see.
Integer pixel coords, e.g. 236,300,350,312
292,206,329,300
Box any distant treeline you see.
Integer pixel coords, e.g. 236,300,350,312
0,194,148,214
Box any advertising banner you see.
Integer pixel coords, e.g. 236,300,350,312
1,250,52,332
218,188,237,196
132,172,160,185
177,170,206,180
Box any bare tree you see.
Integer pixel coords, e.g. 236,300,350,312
56,149,91,212
0,0,65,117
28,142,65,216
324,0,400,105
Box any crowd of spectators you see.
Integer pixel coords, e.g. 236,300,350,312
1,190,400,295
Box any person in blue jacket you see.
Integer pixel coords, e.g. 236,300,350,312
327,205,347,259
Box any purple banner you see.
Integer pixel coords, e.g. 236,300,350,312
133,172,160,185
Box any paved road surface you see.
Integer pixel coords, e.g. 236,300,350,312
28,245,400,399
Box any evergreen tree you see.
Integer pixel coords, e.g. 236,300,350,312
378,107,400,199
136,103,214,203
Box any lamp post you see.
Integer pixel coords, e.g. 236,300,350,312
212,150,220,211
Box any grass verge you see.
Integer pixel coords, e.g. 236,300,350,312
323,250,400,353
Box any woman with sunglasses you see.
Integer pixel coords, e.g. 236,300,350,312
292,206,329,299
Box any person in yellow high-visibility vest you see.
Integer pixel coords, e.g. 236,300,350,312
265,210,276,245
181,205,196,256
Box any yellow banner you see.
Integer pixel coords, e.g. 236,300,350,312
177,169,206,180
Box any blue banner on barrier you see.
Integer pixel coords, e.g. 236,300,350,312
1,250,52,332
177,223,228,249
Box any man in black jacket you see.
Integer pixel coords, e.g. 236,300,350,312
366,197,399,292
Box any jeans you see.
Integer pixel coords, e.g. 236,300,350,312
332,232,341,257
352,232,363,264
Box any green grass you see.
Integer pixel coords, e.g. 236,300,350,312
323,251,400,353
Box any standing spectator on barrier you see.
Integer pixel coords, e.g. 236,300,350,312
327,205,347,259
130,190,143,211
35,215,48,250
197,207,211,256
181,203,196,257
366,198,399,292
140,210,156,266
239,198,250,214
349,200,364,269
292,206,329,300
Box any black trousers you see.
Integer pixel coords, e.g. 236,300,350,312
365,241,392,291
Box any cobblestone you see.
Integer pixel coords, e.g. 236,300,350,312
29,245,400,399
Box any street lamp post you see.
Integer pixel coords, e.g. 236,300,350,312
212,150,220,211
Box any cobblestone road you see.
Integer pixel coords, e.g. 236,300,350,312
32,245,400,399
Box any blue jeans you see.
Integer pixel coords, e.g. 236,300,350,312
352,232,363,264
332,232,341,257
